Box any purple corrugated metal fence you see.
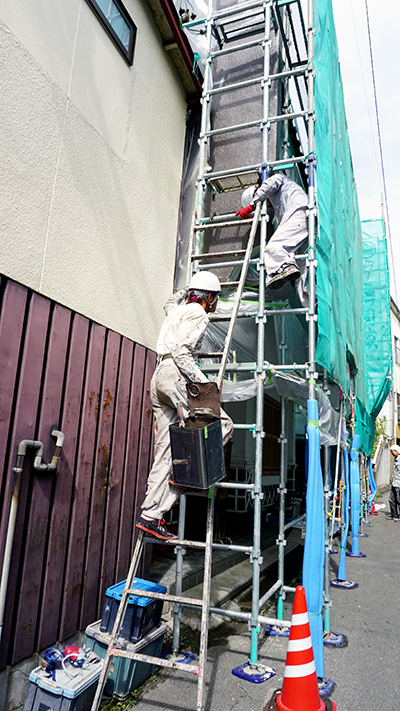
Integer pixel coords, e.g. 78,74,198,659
0,277,155,668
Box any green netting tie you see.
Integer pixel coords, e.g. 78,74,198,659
267,365,273,385
192,52,201,79
208,485,214,499
309,378,317,384
307,420,320,428
305,244,315,254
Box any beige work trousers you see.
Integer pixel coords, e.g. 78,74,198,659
264,207,309,305
141,360,233,520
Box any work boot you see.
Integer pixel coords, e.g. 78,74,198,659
136,516,178,540
266,264,300,290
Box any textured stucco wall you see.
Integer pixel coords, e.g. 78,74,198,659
0,0,187,349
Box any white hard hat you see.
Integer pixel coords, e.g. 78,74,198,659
241,185,257,208
188,271,221,293
390,445,400,455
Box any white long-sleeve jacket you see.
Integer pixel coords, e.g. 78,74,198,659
156,290,209,383
252,173,307,225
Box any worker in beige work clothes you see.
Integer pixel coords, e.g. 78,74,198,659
236,171,308,304
136,271,233,540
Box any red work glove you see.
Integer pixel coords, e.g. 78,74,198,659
235,204,254,219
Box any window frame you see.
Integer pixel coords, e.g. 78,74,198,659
85,0,137,66
395,336,400,366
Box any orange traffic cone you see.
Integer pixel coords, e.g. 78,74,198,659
266,586,336,711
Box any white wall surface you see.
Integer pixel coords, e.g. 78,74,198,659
0,0,187,349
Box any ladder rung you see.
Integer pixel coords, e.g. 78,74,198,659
210,37,263,58
206,67,307,97
128,588,203,607
111,649,201,675
200,258,258,270
204,154,307,189
203,110,308,138
193,218,253,229
210,307,308,321
192,249,247,260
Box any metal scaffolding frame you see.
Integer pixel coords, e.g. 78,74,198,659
91,1,321,709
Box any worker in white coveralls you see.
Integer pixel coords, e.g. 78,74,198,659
136,271,233,541
236,172,308,303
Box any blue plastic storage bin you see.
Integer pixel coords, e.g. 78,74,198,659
84,620,167,700
100,578,167,642
24,658,102,711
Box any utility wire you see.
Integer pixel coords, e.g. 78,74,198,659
348,0,380,174
364,0,398,303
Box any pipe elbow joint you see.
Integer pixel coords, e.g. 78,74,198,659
51,430,65,448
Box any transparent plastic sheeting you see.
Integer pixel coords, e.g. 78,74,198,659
314,0,368,409
360,219,392,419
218,370,339,447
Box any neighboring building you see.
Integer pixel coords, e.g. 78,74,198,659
373,297,400,487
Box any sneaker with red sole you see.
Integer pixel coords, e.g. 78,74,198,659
136,516,178,540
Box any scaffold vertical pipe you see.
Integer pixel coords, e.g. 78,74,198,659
186,0,214,282
306,0,317,401
172,494,187,653
249,0,271,667
277,315,287,620
323,445,332,633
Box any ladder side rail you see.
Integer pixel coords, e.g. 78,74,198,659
90,532,144,711
197,493,215,710
216,203,261,390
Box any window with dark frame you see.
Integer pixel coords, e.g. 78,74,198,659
85,0,136,66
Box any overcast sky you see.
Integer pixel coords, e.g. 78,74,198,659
331,0,399,303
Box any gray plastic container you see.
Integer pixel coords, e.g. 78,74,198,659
24,658,102,711
169,417,225,488
84,620,167,700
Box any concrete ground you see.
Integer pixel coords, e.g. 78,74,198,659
113,490,398,711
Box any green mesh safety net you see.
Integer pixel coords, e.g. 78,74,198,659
360,218,392,410
313,2,392,454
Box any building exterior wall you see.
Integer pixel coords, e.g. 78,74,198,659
0,0,187,351
372,299,400,487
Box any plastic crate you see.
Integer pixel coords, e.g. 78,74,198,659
84,620,167,700
100,577,167,643
24,657,102,711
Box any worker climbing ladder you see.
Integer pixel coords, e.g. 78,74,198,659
91,1,318,709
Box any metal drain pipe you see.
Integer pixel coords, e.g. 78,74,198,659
0,429,65,642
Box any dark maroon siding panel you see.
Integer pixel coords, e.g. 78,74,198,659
0,277,156,669
0,293,51,669
115,344,146,581
59,322,106,640
99,338,134,606
37,314,89,651
12,304,72,663
0,281,28,573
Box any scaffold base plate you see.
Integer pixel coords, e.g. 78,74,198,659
265,624,290,637
232,662,276,683
323,630,345,647
160,649,195,664
346,551,366,558
318,676,335,697
329,549,338,555
331,578,357,589
362,520,373,525
359,533,369,537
